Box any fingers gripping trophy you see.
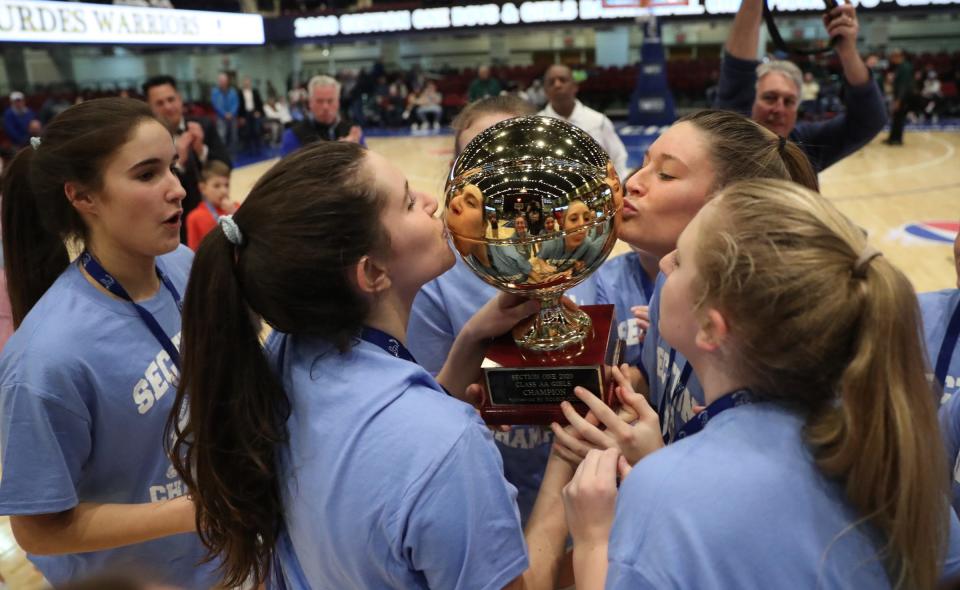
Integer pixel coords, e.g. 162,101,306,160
445,116,625,425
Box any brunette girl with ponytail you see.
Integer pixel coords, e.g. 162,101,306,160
0,98,216,588
170,141,576,589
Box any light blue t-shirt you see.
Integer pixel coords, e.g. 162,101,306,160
268,333,528,590
0,246,219,589
920,289,960,403
607,402,960,589
593,251,654,368
407,254,596,524
940,392,960,518
923,290,960,517
641,272,705,442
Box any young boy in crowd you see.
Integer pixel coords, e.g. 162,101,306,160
186,161,237,251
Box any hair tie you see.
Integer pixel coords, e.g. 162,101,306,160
30,136,41,150
852,245,882,279
777,136,786,155
219,215,244,246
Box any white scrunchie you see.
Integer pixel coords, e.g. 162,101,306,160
219,215,244,246
30,136,41,150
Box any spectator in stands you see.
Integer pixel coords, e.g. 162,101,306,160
539,64,629,179
922,68,943,123
339,69,359,124
211,72,239,152
280,75,362,156
350,68,374,126
885,49,914,146
413,81,443,130
143,75,232,244
468,65,502,102
39,90,72,125
800,71,821,119
2,92,38,148
384,77,408,127
715,0,885,171
501,80,530,103
237,76,265,156
263,95,292,146
527,78,546,109
288,86,307,122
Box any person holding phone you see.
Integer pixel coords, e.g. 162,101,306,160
714,0,886,171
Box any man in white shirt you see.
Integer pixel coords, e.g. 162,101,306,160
539,64,629,179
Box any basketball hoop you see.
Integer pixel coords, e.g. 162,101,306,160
601,0,650,26
601,0,688,22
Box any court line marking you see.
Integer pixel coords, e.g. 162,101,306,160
829,181,960,202
821,132,957,182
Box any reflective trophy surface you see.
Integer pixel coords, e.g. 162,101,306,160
444,115,624,424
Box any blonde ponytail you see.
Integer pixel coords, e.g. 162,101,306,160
694,179,949,589
807,255,947,590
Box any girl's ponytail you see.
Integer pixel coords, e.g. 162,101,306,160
696,179,950,589
168,226,289,588
807,256,948,589
1,147,70,327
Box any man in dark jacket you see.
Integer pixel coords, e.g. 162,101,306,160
238,76,265,156
714,0,886,172
143,75,232,243
884,49,914,146
280,75,362,157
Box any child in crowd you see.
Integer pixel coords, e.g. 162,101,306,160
185,161,236,251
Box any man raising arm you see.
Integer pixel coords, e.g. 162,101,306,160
714,0,885,171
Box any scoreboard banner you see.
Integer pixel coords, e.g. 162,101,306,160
0,0,264,45
275,0,959,41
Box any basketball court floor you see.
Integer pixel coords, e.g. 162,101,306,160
0,126,957,589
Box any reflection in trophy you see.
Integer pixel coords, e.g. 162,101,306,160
444,115,624,425
444,115,622,352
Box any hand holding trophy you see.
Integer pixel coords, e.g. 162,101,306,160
444,115,624,425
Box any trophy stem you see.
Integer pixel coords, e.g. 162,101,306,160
512,294,593,352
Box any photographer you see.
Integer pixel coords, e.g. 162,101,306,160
714,0,886,171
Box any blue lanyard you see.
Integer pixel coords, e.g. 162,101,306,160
675,389,754,439
936,301,960,389
661,347,693,443
360,326,417,364
204,201,220,222
79,251,182,368
638,261,654,302
359,327,456,397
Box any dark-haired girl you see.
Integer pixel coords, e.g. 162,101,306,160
0,98,216,587
170,141,573,589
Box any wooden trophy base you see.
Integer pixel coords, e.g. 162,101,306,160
480,304,624,425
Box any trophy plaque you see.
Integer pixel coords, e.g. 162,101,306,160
444,116,624,425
